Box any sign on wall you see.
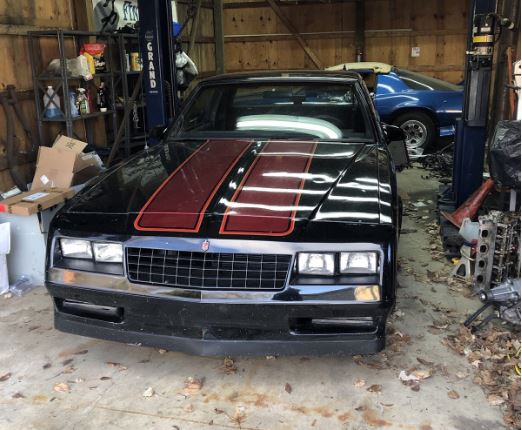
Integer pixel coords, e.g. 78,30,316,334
92,0,139,32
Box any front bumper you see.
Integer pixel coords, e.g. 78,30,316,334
46,274,392,356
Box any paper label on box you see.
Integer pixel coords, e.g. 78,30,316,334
40,175,50,185
22,192,50,202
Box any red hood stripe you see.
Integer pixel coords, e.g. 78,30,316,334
220,140,318,236
134,139,251,232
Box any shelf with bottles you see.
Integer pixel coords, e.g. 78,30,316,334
40,81,112,122
41,110,115,122
36,72,114,81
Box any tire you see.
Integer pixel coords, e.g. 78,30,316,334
392,111,436,157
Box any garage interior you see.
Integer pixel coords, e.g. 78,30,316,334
0,1,521,429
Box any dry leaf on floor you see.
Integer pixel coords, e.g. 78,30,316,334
183,404,194,413
447,390,460,399
12,392,25,399
184,377,204,396
53,382,70,393
487,394,505,406
367,384,382,394
413,369,433,380
399,369,432,382
354,378,366,388
416,357,435,367
0,373,11,382
456,371,468,379
284,383,292,394
142,387,154,397
232,405,247,425
222,357,237,375
158,349,167,354
392,309,405,319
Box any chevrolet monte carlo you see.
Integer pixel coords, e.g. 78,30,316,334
46,71,406,356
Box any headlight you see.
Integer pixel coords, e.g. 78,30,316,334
340,252,378,274
60,239,92,259
298,253,335,275
93,242,123,263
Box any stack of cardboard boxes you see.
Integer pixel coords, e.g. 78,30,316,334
0,135,102,215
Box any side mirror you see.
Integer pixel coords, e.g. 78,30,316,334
149,125,168,140
382,123,406,143
382,123,410,170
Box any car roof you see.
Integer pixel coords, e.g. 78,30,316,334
326,62,392,74
200,70,363,84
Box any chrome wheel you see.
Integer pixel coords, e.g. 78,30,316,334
400,119,428,157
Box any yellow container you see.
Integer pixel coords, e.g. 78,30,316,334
83,52,95,75
130,52,141,71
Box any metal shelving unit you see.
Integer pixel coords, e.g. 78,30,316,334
28,30,145,156
113,33,147,157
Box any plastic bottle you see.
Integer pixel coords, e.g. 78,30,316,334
9,275,35,297
97,82,109,112
69,90,79,117
43,86,63,118
77,88,89,115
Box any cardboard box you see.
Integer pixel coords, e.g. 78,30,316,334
31,135,103,190
0,188,75,216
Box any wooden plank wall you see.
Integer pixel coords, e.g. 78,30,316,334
178,3,216,75
0,0,74,191
223,0,468,84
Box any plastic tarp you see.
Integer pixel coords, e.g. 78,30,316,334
489,120,521,189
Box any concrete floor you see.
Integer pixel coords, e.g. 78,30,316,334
0,167,507,430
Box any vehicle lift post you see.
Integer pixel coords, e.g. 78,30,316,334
451,0,498,207
137,0,180,144
439,0,498,256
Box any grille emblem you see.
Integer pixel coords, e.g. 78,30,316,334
201,240,210,252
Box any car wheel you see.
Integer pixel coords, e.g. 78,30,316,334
393,112,436,158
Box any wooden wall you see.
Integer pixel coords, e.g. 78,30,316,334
223,0,468,84
178,2,217,75
0,0,74,191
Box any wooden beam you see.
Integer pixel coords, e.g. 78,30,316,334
355,0,365,61
71,0,95,31
213,0,226,74
224,0,357,8
405,64,465,72
225,65,465,74
187,0,203,55
177,0,214,8
223,29,466,43
266,0,323,69
0,24,71,35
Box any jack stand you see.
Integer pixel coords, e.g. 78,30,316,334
463,302,501,333
452,244,474,280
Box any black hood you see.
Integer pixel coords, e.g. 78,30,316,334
55,138,393,241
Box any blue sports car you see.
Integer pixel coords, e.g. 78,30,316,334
327,62,463,156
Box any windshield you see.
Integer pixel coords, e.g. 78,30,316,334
172,82,372,141
396,69,461,91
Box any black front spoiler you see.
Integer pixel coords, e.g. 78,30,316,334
48,283,391,356
55,316,385,356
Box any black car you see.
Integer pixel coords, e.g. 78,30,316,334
46,71,406,356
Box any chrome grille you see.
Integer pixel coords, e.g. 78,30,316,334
126,247,292,290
